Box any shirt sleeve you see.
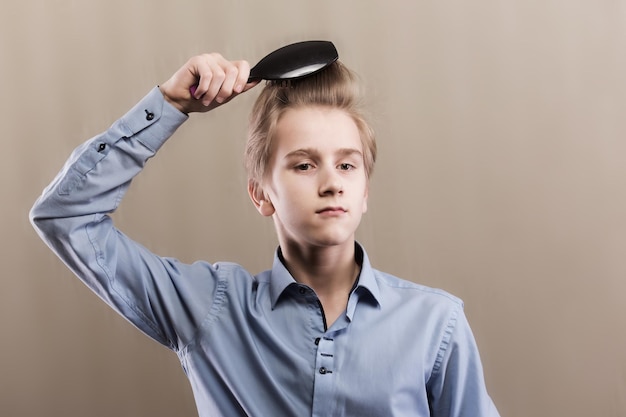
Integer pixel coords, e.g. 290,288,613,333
29,87,223,351
427,306,501,417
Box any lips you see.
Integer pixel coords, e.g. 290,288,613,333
316,206,347,215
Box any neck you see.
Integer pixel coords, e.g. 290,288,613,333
279,241,359,298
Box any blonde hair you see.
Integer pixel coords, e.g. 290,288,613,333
245,61,376,189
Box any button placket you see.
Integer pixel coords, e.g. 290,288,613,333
315,336,335,375
311,334,337,416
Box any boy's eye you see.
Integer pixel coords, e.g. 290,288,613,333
295,163,313,171
339,163,355,170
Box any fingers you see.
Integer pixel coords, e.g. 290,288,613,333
191,54,251,107
160,53,256,114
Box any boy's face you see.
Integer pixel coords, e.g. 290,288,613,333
254,106,369,250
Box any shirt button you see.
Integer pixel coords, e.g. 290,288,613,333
319,367,328,375
97,143,106,152
314,337,320,345
298,287,306,295
145,110,155,120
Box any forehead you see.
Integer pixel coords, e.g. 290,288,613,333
272,106,362,155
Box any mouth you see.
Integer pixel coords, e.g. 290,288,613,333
316,206,347,215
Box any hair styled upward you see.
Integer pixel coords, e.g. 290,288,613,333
245,60,377,192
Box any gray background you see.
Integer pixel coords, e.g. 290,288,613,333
2,1,625,416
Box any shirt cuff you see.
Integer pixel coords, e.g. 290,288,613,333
119,86,189,153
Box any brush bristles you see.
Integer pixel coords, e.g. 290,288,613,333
266,79,293,88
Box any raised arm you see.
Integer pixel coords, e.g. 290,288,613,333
29,54,257,350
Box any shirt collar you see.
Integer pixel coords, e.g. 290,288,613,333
269,248,298,308
269,242,382,311
349,243,382,313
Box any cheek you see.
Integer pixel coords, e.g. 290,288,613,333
361,182,369,213
267,176,306,206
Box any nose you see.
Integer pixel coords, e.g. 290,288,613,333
318,167,343,196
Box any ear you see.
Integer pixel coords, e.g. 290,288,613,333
248,179,275,217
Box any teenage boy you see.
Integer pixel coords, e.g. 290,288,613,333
30,52,500,416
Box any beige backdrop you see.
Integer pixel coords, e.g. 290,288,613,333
2,1,625,416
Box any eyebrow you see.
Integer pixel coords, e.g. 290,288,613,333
283,147,363,160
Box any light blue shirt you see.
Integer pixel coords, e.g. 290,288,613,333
30,87,500,417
